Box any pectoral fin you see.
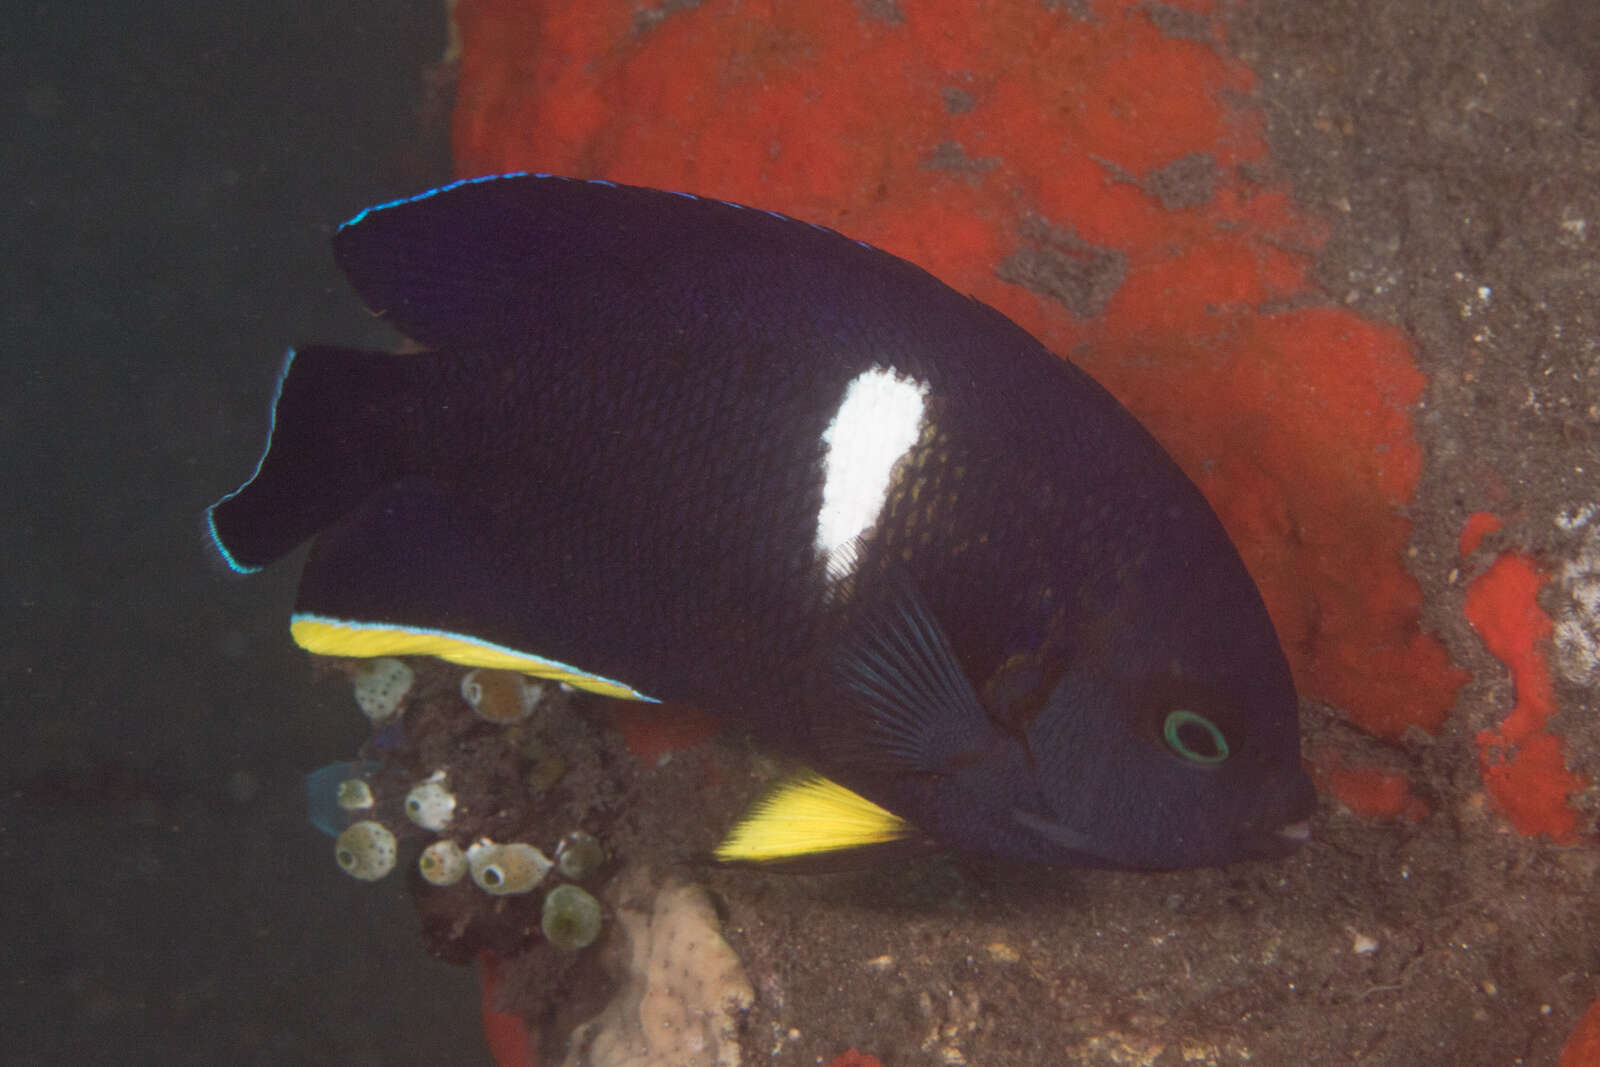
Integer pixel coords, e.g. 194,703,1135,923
823,573,995,778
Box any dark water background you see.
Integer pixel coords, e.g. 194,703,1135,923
5,3,483,1061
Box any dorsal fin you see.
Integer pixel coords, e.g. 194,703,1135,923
331,173,873,350
206,345,423,571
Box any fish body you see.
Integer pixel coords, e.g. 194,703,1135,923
209,174,1314,870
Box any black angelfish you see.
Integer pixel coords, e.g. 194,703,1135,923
207,173,1315,870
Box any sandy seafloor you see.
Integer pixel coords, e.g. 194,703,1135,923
6,1,1598,1065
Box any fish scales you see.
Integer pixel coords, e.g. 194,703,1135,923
208,174,1315,870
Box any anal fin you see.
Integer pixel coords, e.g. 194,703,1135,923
292,481,656,702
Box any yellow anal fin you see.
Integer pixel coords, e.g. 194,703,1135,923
289,614,656,702
714,771,917,865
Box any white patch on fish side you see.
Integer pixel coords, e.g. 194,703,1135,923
816,365,930,580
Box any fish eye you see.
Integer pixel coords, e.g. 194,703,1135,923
1162,709,1229,764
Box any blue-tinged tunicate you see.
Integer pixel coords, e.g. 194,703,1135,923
337,779,375,810
304,760,381,838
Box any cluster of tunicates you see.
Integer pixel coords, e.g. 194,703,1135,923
422,834,606,949
307,762,461,835
304,661,608,950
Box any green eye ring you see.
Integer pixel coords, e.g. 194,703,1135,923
1163,709,1230,764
